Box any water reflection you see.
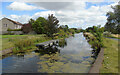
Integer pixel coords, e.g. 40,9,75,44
58,39,67,48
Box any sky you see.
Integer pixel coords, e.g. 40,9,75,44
0,0,119,29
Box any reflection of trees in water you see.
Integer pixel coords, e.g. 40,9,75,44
91,48,101,59
35,46,60,55
58,39,67,48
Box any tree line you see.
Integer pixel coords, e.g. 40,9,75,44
22,14,82,37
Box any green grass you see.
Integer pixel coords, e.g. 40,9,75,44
1,34,51,51
100,38,118,73
2,34,45,38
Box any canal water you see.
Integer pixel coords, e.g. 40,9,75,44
1,33,95,73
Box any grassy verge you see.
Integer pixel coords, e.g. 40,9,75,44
1,34,52,52
100,38,118,73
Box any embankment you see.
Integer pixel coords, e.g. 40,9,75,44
83,32,104,73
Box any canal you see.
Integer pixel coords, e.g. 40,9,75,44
1,33,95,73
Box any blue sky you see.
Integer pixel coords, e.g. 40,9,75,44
86,2,114,9
0,1,117,28
2,2,48,16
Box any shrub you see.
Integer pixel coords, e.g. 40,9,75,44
7,28,22,31
84,26,104,56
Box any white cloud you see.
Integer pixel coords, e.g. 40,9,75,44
7,2,44,11
32,11,55,19
6,1,118,29
9,15,31,23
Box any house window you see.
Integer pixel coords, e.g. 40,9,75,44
6,24,7,27
4,24,7,27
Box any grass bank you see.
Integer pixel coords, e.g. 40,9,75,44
1,34,52,52
1,32,74,54
100,38,118,73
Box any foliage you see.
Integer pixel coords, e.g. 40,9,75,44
29,18,35,25
45,14,59,37
32,17,47,34
75,29,83,33
69,28,75,34
85,25,104,53
22,23,32,34
105,2,120,34
59,25,69,32
7,28,22,31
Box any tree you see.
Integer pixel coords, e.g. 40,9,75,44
45,14,59,37
105,2,120,34
32,17,47,34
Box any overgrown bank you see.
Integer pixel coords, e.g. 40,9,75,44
1,35,51,54
83,25,118,73
1,30,77,55
83,26,104,57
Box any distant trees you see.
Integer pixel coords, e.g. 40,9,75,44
59,25,69,32
22,14,83,37
105,2,120,34
22,14,59,37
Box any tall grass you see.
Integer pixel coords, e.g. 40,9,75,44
7,35,51,53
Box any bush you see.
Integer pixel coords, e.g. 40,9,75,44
84,26,104,56
22,23,33,34
7,28,22,31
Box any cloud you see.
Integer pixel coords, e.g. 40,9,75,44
31,2,73,10
9,15,31,23
7,2,44,11
8,11,55,23
6,1,118,29
32,11,55,19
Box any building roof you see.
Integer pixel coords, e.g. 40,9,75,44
2,18,23,25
